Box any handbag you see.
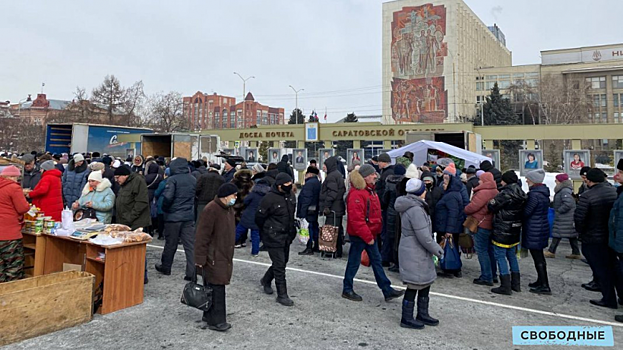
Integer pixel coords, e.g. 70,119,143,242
439,236,462,271
462,216,481,233
74,208,98,221
361,250,370,267
181,266,213,311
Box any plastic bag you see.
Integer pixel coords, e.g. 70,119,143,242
61,207,75,231
298,218,309,230
439,236,462,271
361,250,370,267
297,228,310,244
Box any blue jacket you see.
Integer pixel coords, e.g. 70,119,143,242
77,178,115,224
297,176,321,222
435,176,466,234
522,184,551,250
162,158,196,222
609,193,623,254
240,179,271,230
62,159,90,206
154,178,167,215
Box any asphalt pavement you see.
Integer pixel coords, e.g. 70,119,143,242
5,238,622,350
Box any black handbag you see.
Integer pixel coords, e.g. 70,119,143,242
74,208,98,221
181,266,213,311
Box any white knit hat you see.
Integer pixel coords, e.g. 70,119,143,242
88,170,103,182
112,159,121,169
405,164,420,179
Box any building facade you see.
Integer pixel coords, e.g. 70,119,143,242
382,0,512,124
183,91,284,130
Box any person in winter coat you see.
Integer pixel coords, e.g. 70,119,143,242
488,171,527,295
27,161,63,221
298,167,321,255
21,154,41,191
376,153,395,265
191,160,207,180
62,154,90,206
156,158,197,280
465,166,479,198
276,154,294,179
577,166,591,196
574,168,623,309
480,160,502,190
545,173,580,259
342,165,404,303
236,178,270,256
383,164,406,269
256,173,297,306
195,183,238,332
153,168,170,240
101,156,118,195
609,160,623,323
319,156,347,257
232,169,254,247
72,171,115,224
144,160,163,234
222,159,237,183
391,164,420,273
435,172,466,277
251,163,266,182
523,169,552,295
131,155,145,175
196,166,224,217
395,178,444,329
0,166,31,282
464,172,499,286
421,171,443,226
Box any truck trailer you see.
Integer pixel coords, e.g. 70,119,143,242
45,123,152,157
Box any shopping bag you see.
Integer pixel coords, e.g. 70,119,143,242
181,266,213,312
319,212,338,253
439,236,462,271
361,250,370,267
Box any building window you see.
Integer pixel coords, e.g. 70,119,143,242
485,75,497,80
586,76,606,89
485,81,496,90
257,110,261,125
613,76,623,89
512,73,524,79
476,82,484,91
526,78,539,87
498,80,510,89
615,112,620,123
525,72,539,78
498,74,510,79
614,94,620,108
215,112,220,128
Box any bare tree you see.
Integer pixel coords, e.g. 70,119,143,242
146,92,188,133
91,75,125,124
0,117,44,152
123,80,145,125
539,74,592,125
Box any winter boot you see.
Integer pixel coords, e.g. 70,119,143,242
530,263,552,295
491,274,512,295
298,239,314,255
416,293,439,326
511,272,521,292
260,275,273,295
400,300,424,329
275,281,294,306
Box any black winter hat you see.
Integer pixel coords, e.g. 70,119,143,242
466,166,477,174
114,165,131,176
580,166,591,177
226,158,237,167
281,154,289,162
480,160,493,171
586,168,606,183
617,159,623,172
217,183,238,198
275,173,293,186
501,170,518,185
102,156,112,166
306,166,319,175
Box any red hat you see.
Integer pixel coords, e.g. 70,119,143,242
443,163,456,176
555,173,569,182
0,165,21,177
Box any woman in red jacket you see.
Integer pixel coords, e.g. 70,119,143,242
27,161,63,221
0,165,31,282
464,172,499,287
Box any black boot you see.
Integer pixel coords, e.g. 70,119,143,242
298,240,314,255
275,281,294,306
400,299,424,329
511,272,521,292
491,274,512,295
260,274,273,295
416,291,439,326
530,263,551,295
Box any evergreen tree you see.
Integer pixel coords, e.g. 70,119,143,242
482,82,519,126
287,108,306,124
336,112,357,158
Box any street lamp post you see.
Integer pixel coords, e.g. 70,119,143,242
234,72,255,128
289,85,304,124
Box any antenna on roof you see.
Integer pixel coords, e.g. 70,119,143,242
41,82,45,94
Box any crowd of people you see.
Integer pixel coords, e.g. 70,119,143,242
2,149,623,332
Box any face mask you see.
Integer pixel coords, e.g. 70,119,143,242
281,184,292,193
426,183,433,190
228,198,236,206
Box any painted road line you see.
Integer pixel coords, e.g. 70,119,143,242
146,244,623,328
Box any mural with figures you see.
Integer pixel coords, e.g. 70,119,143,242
391,3,448,123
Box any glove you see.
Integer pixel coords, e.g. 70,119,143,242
435,248,444,258
323,208,331,216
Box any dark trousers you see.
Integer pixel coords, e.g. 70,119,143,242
157,214,165,238
530,249,545,265
161,221,195,278
548,237,580,255
325,215,343,256
381,213,396,264
343,236,392,297
202,283,226,326
582,242,623,306
263,245,290,291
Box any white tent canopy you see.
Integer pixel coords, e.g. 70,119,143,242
387,140,491,168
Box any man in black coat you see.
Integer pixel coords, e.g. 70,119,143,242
156,157,197,280
465,166,479,197
574,168,623,309
377,152,395,265
191,160,208,180
277,154,294,178
196,165,225,219
320,156,347,257
256,173,297,306
480,160,502,190
421,171,444,234
21,154,41,191
222,159,237,183
298,167,321,255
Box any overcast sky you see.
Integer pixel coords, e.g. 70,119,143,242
2,0,622,122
